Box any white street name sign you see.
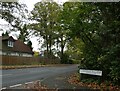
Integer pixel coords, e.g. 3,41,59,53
79,69,102,76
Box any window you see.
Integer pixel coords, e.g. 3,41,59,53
8,41,14,47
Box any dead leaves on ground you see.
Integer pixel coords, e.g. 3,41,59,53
24,81,57,91
68,73,120,91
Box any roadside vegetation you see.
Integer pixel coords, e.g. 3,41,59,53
68,73,120,91
0,1,120,86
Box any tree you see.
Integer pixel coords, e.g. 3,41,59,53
54,3,77,63
62,2,120,84
94,2,120,84
0,2,20,23
2,31,9,37
30,1,60,58
0,2,30,42
27,40,33,51
65,37,84,61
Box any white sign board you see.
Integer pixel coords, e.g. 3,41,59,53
79,69,102,76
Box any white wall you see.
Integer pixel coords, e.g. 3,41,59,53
1,51,7,55
22,53,33,57
10,52,19,56
0,51,33,57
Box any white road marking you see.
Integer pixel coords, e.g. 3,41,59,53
1,80,41,90
25,81,33,84
9,84,22,88
0,74,12,77
0,87,6,90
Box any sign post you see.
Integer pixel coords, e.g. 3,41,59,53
79,69,102,81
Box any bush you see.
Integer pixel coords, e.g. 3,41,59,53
61,53,69,64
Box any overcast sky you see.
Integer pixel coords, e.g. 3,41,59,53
19,0,68,11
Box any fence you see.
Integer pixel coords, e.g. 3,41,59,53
1,55,60,65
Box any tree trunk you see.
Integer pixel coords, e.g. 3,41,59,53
49,35,52,58
46,35,49,58
60,36,65,63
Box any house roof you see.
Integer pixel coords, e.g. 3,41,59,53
0,36,9,40
0,36,33,54
13,40,33,53
0,36,15,41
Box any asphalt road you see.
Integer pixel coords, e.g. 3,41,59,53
1,64,78,88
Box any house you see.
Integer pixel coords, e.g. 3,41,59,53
0,36,33,57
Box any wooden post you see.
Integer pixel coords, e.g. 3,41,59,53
79,73,82,81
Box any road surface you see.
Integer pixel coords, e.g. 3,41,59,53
1,64,78,88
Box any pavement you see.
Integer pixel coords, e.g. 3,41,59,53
1,64,75,70
41,71,92,90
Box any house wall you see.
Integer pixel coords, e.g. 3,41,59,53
21,53,33,57
0,50,7,55
0,50,33,57
10,52,19,56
